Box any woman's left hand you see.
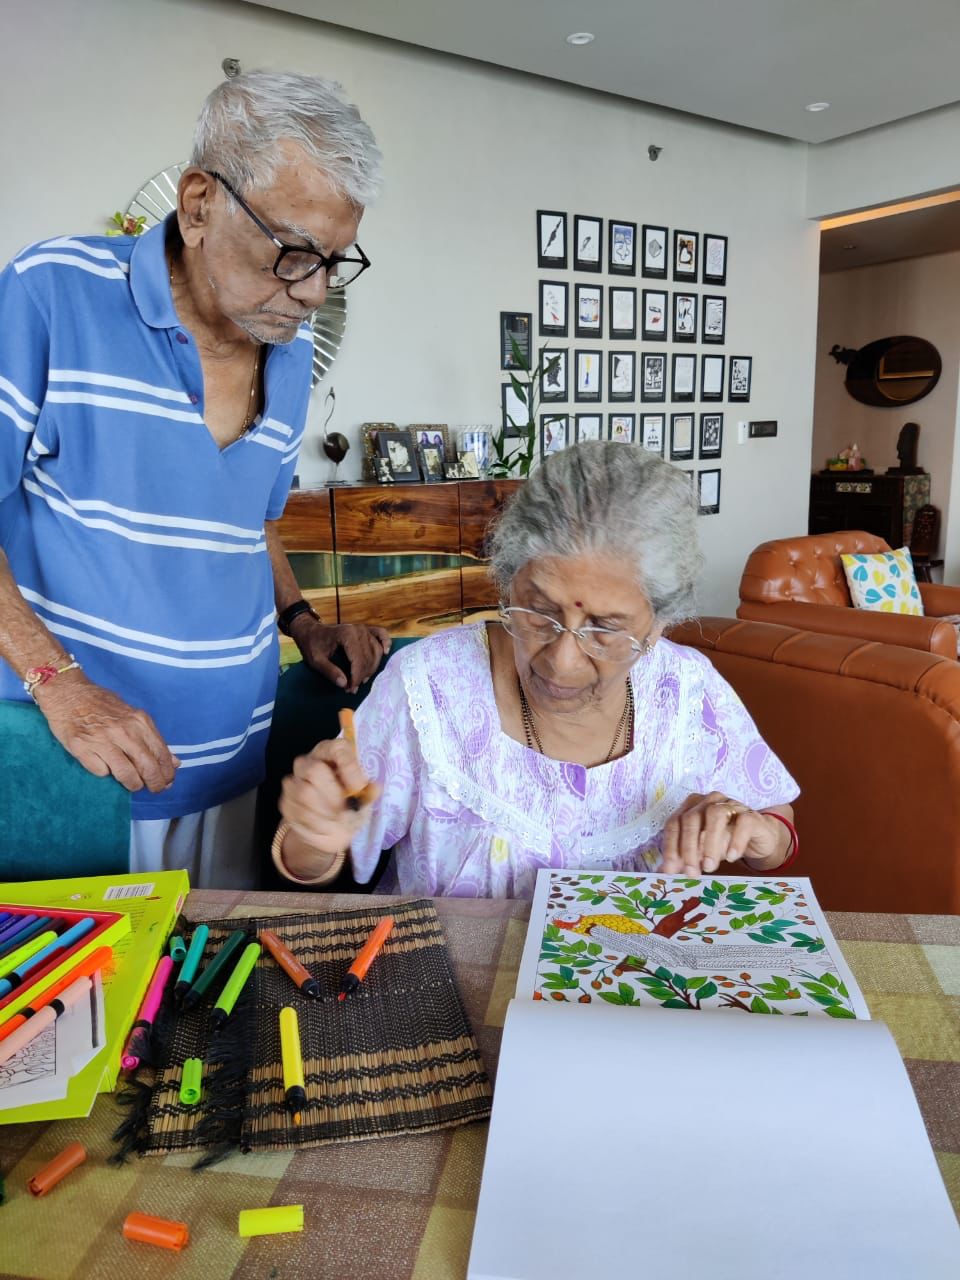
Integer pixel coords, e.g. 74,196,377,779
660,792,787,875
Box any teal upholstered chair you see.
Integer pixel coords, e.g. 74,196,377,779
0,699,130,881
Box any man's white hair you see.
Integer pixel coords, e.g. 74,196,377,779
192,70,382,208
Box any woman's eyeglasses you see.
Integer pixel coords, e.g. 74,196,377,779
498,605,651,663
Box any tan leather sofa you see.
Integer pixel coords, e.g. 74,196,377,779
738,530,960,657
669,616,960,913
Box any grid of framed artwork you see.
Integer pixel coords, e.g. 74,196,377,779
516,212,753,513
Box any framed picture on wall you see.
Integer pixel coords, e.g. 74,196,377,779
701,353,725,402
698,467,721,515
537,210,567,269
642,224,668,279
640,413,665,456
502,383,529,437
539,280,568,337
541,413,569,457
500,311,532,370
673,229,699,281
575,349,602,401
672,291,698,343
702,295,726,344
729,355,753,402
540,348,568,402
670,412,695,461
642,289,668,341
573,215,603,271
641,352,666,402
699,412,724,458
608,219,637,275
609,286,637,339
376,428,419,482
703,233,728,286
575,284,603,338
609,350,636,401
575,413,603,442
672,352,697,402
609,413,636,444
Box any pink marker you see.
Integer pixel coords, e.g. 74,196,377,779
0,976,93,1067
121,954,174,1071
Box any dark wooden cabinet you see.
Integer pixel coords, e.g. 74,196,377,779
808,472,930,547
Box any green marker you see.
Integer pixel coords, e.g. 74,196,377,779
209,942,261,1031
179,1057,203,1106
181,929,248,1011
173,923,209,1004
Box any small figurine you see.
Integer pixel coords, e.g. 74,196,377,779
887,421,923,475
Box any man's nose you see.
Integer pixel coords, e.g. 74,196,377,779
286,269,328,309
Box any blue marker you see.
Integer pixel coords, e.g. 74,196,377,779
0,917,96,999
0,916,52,960
174,924,210,1003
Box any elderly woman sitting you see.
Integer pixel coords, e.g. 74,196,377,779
272,442,798,897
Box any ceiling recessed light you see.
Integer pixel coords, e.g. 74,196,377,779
566,32,594,46
805,101,830,112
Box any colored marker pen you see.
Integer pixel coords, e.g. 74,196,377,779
338,916,394,1000
181,929,248,1011
209,942,261,1031
259,929,320,998
173,924,209,1003
279,1006,307,1123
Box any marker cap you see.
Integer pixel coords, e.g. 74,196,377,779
168,935,187,963
28,1141,87,1196
179,1057,203,1106
122,1212,190,1251
238,1204,305,1237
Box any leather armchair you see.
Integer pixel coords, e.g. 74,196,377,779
669,616,960,914
738,530,960,657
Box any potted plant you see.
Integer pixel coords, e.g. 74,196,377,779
490,339,559,479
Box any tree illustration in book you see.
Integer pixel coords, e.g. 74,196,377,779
525,871,866,1018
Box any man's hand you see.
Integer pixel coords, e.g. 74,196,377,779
290,618,391,693
36,672,179,794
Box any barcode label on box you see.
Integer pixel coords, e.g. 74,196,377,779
104,883,155,900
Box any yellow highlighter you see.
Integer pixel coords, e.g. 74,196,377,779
279,1006,307,1124
0,930,58,981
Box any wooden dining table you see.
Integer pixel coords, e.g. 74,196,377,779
1,887,958,1280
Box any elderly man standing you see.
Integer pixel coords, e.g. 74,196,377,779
0,71,390,887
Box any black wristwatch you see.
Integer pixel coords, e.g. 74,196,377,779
277,599,321,636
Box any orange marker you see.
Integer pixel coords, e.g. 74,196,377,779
259,929,320,998
338,916,394,1000
0,946,112,1041
337,709,377,810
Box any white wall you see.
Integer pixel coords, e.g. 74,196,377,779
0,0,821,615
812,255,960,559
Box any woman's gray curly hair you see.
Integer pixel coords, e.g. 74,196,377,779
488,442,702,628
192,70,383,208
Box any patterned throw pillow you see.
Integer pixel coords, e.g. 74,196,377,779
840,547,924,615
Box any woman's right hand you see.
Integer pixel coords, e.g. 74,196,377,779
279,738,379,862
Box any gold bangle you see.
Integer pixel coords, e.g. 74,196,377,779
271,820,348,886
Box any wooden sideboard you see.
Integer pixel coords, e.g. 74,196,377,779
277,480,522,645
808,472,930,547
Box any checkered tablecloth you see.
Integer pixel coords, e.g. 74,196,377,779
1,892,958,1279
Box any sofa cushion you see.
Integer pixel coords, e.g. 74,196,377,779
841,547,924,616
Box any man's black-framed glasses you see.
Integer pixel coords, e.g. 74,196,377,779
209,171,371,287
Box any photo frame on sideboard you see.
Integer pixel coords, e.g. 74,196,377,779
376,428,419,482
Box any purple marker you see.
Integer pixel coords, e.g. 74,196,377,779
0,915,52,959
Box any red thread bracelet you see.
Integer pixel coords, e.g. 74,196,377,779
760,810,799,870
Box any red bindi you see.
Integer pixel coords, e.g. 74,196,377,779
574,600,583,608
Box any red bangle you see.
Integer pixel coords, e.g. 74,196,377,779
760,811,799,870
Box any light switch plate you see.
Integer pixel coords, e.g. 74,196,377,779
737,421,748,445
748,420,778,438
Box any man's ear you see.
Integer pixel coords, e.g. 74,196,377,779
177,168,218,248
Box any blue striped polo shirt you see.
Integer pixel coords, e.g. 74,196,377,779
0,218,314,819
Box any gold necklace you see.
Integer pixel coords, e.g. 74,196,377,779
518,678,634,763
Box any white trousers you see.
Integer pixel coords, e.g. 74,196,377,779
129,787,259,890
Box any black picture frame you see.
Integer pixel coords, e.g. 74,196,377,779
641,289,668,341
702,295,726,345
608,219,637,275
541,412,569,457
418,443,445,483
673,230,699,281
698,467,721,515
574,349,602,402
374,456,394,485
639,412,665,456
573,215,603,272
537,210,567,269
540,347,568,402
500,311,532,370
670,412,695,461
700,354,725,402
672,352,697,402
672,291,698,344
608,350,636,402
539,280,568,337
641,224,668,279
575,412,603,442
641,352,666,403
609,286,637,340
702,233,728,287
376,428,419,482
575,283,603,338
699,412,724,458
502,383,529,437
729,355,753,402
609,413,636,444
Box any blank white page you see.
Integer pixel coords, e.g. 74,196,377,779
468,1001,960,1280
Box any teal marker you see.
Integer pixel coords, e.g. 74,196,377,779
168,934,187,965
173,924,209,1004
209,942,261,1031
182,929,249,1012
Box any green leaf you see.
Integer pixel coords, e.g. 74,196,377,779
824,1006,856,1019
750,995,772,1014
696,981,718,1001
652,902,675,915
587,942,603,956
686,976,707,990
654,967,674,982
820,972,840,989
672,973,688,991
618,982,637,1002
661,998,693,1009
710,881,725,895
730,918,744,930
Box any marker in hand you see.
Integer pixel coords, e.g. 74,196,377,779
337,709,378,811
338,916,394,1001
